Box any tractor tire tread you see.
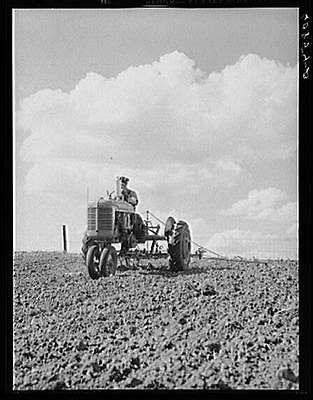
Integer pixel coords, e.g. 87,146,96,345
168,221,191,271
86,245,101,280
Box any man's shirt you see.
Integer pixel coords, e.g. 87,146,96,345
122,188,138,207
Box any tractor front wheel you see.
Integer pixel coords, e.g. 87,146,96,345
100,245,118,277
168,221,191,272
86,245,101,280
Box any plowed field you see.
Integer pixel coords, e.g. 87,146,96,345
13,252,299,390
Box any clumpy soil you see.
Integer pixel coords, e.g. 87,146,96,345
13,251,299,390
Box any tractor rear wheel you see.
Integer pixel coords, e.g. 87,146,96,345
86,245,101,280
100,245,118,277
168,221,191,272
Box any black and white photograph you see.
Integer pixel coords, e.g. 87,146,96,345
12,2,303,391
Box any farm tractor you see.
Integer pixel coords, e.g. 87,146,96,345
81,177,191,279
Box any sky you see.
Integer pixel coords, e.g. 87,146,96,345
14,8,299,258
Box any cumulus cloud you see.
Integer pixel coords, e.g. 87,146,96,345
206,229,297,258
18,51,297,202
221,188,298,223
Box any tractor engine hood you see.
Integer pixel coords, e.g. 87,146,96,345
88,198,135,213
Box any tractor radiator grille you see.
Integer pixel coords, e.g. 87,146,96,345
88,207,113,231
97,207,113,231
88,208,97,230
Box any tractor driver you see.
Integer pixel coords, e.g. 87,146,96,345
120,176,139,210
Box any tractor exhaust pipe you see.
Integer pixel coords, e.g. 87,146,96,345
116,176,122,199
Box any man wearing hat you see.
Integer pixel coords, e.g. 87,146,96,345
120,176,138,209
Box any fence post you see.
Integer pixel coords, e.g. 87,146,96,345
62,225,68,253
